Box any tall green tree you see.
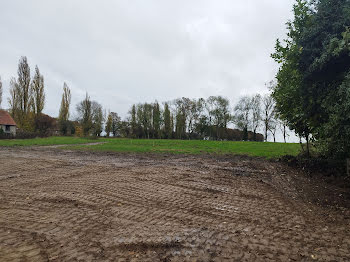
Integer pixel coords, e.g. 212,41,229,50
163,103,171,139
170,113,174,138
130,104,137,138
152,101,161,138
134,103,153,139
76,93,92,136
140,103,153,139
136,104,143,138
110,112,121,137
174,99,186,139
322,74,350,158
189,98,204,138
273,0,350,158
8,78,20,119
298,0,350,158
271,0,313,153
16,56,32,129
7,57,36,130
105,111,112,137
58,83,72,135
58,83,71,121
91,101,104,136
207,96,231,140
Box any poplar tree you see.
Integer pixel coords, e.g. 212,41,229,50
31,66,45,116
58,83,72,135
130,104,137,137
163,103,171,139
105,111,112,137
8,78,20,119
153,101,161,138
58,83,71,121
16,56,32,129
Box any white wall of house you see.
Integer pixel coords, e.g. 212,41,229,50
0,125,16,136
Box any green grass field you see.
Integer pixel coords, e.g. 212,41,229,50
0,136,301,158
0,136,96,147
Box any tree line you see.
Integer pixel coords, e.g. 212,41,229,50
272,0,350,159
102,93,285,142
0,56,286,141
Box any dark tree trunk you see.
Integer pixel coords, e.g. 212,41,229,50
306,134,310,158
299,136,305,153
243,127,248,141
253,129,257,141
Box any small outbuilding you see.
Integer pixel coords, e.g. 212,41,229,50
0,110,17,136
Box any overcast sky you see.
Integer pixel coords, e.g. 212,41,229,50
0,0,297,140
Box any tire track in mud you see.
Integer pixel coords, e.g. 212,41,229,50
0,148,349,261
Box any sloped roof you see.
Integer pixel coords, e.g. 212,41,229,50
0,110,16,126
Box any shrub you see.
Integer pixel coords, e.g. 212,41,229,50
58,120,75,136
35,114,55,136
15,130,40,139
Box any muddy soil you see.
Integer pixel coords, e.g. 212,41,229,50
0,147,349,261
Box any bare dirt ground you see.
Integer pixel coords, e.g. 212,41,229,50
0,147,349,261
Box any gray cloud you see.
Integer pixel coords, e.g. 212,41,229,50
0,0,296,140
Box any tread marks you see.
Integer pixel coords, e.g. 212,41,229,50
0,149,349,261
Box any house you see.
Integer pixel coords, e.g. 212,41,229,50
0,110,17,136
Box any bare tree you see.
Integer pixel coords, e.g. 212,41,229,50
0,76,2,108
251,94,262,141
262,94,276,142
269,117,279,143
234,96,252,141
31,66,45,116
279,119,289,143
